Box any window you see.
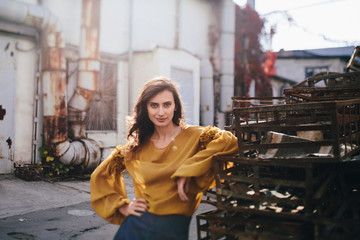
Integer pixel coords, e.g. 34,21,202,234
66,60,117,131
305,66,329,78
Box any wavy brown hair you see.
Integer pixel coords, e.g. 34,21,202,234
127,77,183,153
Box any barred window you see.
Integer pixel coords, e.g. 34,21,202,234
66,60,117,131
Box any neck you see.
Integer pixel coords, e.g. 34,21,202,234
152,123,181,140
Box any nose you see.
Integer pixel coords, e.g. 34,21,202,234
158,106,165,115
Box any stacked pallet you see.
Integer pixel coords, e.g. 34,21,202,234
197,54,360,240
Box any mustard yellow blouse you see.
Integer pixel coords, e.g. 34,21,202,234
90,125,238,225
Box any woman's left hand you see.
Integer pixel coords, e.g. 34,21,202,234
177,177,190,202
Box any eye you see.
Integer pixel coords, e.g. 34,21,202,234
164,102,172,107
150,102,158,108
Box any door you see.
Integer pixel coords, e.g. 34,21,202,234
0,36,16,173
171,67,195,125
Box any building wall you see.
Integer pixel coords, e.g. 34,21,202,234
132,47,200,125
0,33,37,173
275,58,348,83
13,38,37,164
0,0,233,170
42,0,82,47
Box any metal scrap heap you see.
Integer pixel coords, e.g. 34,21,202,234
197,46,360,240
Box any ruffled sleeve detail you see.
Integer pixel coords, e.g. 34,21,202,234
108,145,128,175
90,145,130,225
172,126,238,193
199,126,222,150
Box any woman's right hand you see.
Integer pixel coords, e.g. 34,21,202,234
118,198,148,217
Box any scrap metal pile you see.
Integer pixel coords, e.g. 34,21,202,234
197,46,360,240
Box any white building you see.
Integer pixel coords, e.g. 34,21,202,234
275,47,355,84
0,0,236,173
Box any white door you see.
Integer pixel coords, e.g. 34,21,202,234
0,36,16,173
171,67,195,125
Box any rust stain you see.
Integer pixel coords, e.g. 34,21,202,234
41,32,65,71
82,0,100,59
85,29,99,58
79,88,96,102
0,105,6,120
43,116,68,146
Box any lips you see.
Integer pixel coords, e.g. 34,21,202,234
156,118,167,122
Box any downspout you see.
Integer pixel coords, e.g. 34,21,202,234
200,59,214,126
128,0,133,112
0,0,100,170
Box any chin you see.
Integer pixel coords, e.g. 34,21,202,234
155,120,171,127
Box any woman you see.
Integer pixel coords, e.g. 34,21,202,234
90,77,238,240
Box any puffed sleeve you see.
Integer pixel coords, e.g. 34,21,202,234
90,145,130,225
171,126,238,192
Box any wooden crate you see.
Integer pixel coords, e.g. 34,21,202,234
232,99,360,163
14,164,43,181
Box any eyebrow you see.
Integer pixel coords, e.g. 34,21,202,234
149,101,172,104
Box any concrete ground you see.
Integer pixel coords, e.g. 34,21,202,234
0,172,214,240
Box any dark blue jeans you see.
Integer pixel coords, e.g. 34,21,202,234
114,212,191,240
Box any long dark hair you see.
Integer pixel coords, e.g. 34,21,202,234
127,77,183,152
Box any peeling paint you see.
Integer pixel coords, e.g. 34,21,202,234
6,137,12,149
4,42,9,51
0,105,5,120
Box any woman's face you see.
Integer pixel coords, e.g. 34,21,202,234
147,90,176,128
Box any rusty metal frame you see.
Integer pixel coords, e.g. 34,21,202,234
232,99,360,163
213,156,331,221
196,208,311,240
284,87,360,103
292,71,360,88
207,156,360,240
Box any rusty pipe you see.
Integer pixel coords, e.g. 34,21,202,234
0,0,101,170
68,0,101,139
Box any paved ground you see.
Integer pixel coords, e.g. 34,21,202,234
0,173,214,240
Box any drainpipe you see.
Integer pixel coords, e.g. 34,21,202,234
0,0,100,170
128,0,133,112
68,0,100,138
200,59,214,126
218,0,235,128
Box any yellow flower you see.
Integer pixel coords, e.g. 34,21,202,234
49,173,53,176
40,168,43,171
46,156,54,162
44,151,48,155
37,162,42,165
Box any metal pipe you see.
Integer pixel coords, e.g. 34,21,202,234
0,0,101,170
200,58,214,126
128,0,133,112
68,0,101,139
